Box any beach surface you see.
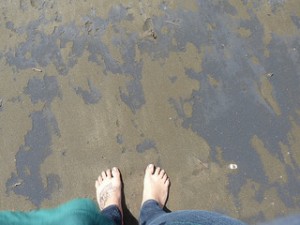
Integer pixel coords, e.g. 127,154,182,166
0,1,300,224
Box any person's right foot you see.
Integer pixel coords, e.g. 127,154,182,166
141,164,170,208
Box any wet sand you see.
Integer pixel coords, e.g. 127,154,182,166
0,1,300,224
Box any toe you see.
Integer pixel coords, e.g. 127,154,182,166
165,178,170,186
106,169,112,178
162,173,167,181
101,171,107,179
95,180,99,188
159,169,165,178
98,175,103,183
155,167,161,175
146,164,155,176
112,167,120,178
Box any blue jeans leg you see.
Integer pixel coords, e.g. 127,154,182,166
102,205,122,225
139,200,247,225
260,214,300,225
139,200,167,225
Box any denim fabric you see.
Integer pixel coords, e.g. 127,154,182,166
102,205,122,225
139,200,247,225
259,214,300,225
139,200,166,225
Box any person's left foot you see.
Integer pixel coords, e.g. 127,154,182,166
95,167,122,214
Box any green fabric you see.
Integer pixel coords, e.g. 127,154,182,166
0,198,115,225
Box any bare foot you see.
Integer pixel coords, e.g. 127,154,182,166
142,164,170,208
95,167,122,214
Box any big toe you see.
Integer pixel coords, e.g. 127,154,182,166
112,167,121,179
145,164,155,176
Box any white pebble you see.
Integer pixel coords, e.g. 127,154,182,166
229,164,238,170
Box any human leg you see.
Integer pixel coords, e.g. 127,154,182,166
139,164,170,225
139,164,247,225
140,199,167,225
95,167,123,225
260,214,300,225
144,209,247,225
101,205,122,225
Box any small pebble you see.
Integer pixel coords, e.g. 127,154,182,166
229,164,238,170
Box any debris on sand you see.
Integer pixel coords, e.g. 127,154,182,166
12,181,23,188
138,1,157,40
198,159,209,169
141,17,157,40
194,156,209,169
228,163,238,170
141,28,157,39
32,68,43,72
